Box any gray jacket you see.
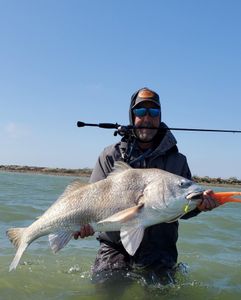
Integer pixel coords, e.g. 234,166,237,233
89,124,200,269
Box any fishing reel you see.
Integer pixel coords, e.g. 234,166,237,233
113,125,133,137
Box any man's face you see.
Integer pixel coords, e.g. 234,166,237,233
133,102,160,142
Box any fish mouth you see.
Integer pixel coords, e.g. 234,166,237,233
186,191,204,201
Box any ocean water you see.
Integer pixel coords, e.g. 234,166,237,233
0,171,241,300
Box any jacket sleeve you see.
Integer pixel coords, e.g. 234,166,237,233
89,146,116,183
89,157,107,183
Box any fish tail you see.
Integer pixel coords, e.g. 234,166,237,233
212,192,241,205
6,227,28,271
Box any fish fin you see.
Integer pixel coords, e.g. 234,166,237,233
56,180,86,203
108,161,132,177
120,225,144,256
64,180,86,193
48,231,73,254
98,203,144,224
6,227,26,248
9,242,28,272
6,227,28,271
212,192,241,205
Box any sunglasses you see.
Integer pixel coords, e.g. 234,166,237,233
132,107,160,118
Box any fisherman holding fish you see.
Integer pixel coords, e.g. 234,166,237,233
74,87,220,283
7,88,241,277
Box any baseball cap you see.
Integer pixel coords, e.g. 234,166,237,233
132,88,160,108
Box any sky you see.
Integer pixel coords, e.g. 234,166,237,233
0,0,240,179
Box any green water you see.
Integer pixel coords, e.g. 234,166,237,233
0,171,241,299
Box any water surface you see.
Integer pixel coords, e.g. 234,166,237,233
0,172,241,299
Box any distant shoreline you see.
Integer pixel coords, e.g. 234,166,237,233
0,165,241,187
0,165,91,177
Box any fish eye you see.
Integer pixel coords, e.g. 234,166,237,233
179,180,191,188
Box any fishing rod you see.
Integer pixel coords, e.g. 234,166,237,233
77,121,241,135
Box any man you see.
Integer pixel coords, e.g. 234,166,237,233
74,87,219,283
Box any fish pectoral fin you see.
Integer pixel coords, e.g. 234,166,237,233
48,231,73,254
98,203,144,224
120,225,144,256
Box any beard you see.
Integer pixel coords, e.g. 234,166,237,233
134,121,158,142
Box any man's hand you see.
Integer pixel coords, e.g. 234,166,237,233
73,224,95,239
197,189,220,212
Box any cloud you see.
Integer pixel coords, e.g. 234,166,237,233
4,122,31,139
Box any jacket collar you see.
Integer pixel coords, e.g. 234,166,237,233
150,122,177,156
120,122,178,163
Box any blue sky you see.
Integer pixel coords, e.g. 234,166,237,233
0,0,240,179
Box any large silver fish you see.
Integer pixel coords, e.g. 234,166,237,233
7,162,205,271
